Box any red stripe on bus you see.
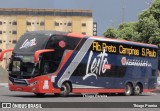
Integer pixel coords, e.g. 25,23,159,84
0,49,13,61
143,89,155,92
34,49,55,63
67,33,85,38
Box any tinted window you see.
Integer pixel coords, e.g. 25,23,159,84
82,23,86,27
40,22,45,26
12,40,17,44
26,21,31,25
54,22,59,26
46,35,81,50
40,51,63,74
12,21,17,25
67,22,72,26
12,31,17,34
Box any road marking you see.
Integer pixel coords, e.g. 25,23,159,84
145,92,157,95
0,83,8,87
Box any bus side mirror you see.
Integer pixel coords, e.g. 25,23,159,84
0,49,13,61
34,49,55,63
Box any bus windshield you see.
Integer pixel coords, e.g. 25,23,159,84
9,51,63,78
9,55,40,77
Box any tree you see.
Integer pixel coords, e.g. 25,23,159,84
149,0,160,28
103,0,160,47
136,15,159,43
103,27,118,38
118,22,136,30
149,35,160,46
118,27,140,41
103,22,140,42
117,22,140,41
139,10,151,19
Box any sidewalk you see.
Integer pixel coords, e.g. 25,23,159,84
0,66,8,83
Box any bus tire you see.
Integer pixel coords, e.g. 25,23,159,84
34,93,45,97
124,83,133,96
134,84,142,96
59,82,71,97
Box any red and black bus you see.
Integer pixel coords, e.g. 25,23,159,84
0,31,158,96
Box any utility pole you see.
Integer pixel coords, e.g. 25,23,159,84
122,0,125,23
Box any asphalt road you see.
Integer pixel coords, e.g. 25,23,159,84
0,86,160,102
0,86,160,111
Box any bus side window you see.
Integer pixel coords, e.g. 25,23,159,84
46,36,66,49
43,62,50,74
41,51,64,75
46,37,55,49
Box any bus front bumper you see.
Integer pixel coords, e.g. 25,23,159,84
8,82,60,94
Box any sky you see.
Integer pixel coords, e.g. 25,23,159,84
0,0,153,36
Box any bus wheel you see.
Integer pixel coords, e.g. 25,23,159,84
124,83,133,96
34,93,45,97
134,84,142,96
60,82,71,97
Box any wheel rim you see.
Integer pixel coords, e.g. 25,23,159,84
125,84,133,95
135,85,141,95
61,85,67,94
59,83,71,97
125,85,131,95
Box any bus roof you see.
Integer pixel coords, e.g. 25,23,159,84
29,31,158,48
65,31,157,48
21,31,158,49
14,31,68,54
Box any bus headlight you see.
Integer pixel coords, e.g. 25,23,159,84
51,76,56,82
29,81,38,86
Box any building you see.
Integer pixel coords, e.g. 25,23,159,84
0,8,93,68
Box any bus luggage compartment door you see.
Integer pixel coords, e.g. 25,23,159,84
148,78,157,89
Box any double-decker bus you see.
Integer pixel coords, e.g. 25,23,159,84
0,31,158,96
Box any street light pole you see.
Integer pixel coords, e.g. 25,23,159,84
122,0,125,23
